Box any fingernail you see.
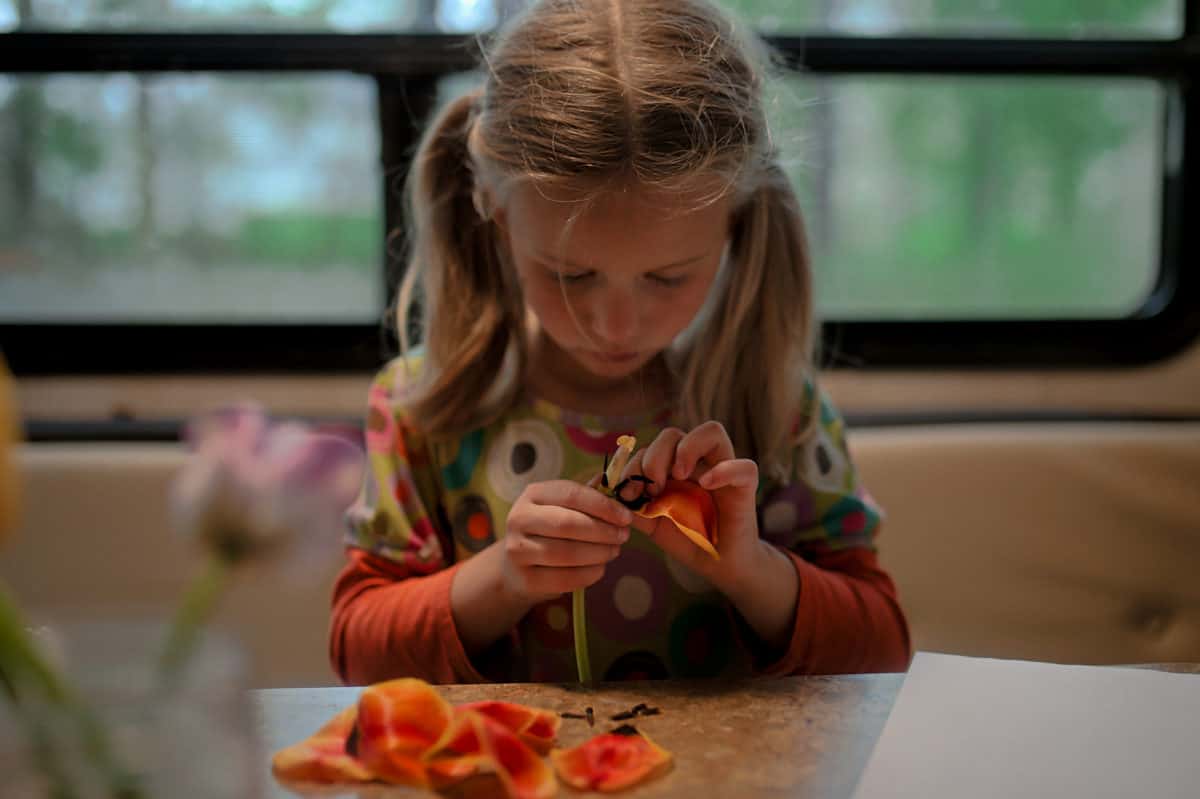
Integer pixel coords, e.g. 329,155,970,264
618,528,630,544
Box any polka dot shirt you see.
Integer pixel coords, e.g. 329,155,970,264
345,356,884,682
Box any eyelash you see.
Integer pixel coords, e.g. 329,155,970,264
649,274,687,287
553,271,686,287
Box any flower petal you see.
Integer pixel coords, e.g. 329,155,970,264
277,432,365,511
426,710,557,799
456,700,561,756
270,706,374,784
356,678,454,786
171,402,366,569
638,479,720,559
550,727,673,792
184,403,268,455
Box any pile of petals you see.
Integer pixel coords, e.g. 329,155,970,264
272,678,672,797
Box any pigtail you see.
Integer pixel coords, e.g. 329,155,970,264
395,90,525,438
676,163,818,483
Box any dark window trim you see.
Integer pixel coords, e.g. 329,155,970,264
1,29,1198,374
0,33,1194,76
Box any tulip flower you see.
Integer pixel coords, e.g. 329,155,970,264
569,436,641,684
160,403,364,685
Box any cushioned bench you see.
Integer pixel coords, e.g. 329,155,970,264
3,422,1198,687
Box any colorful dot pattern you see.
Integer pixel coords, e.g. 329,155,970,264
345,356,883,680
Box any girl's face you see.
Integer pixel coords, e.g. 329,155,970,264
498,182,731,387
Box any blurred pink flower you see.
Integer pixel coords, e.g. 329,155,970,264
169,403,364,568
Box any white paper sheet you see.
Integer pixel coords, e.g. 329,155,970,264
852,652,1200,799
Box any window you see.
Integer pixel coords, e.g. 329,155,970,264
0,73,381,323
1,0,1197,371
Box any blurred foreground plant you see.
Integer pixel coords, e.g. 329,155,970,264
161,404,363,684
0,369,364,797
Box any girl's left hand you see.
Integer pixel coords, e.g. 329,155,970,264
620,422,764,595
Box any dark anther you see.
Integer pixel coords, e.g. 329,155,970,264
560,712,587,720
613,476,655,511
616,494,651,511
586,707,595,727
611,724,640,736
610,710,637,721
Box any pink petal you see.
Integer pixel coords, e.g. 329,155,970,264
277,433,365,510
185,403,269,456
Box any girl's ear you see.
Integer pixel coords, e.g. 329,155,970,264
471,187,489,219
471,183,502,223
488,196,509,234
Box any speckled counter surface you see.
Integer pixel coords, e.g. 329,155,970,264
255,674,905,799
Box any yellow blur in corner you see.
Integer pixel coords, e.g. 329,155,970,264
0,354,21,543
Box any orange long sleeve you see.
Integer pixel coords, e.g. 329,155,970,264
757,545,912,676
328,548,490,685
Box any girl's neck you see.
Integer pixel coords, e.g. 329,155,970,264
525,324,672,418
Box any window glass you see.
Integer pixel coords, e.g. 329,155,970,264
0,0,523,32
0,74,382,322
719,0,1182,39
771,76,1162,319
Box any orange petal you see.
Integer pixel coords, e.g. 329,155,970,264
551,727,673,792
638,479,720,559
426,710,557,799
457,700,562,755
271,706,375,784
356,678,454,786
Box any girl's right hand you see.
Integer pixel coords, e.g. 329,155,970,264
502,480,633,602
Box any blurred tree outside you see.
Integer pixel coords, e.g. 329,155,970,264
721,0,1169,318
0,0,1180,321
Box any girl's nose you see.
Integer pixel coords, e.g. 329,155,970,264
590,288,639,349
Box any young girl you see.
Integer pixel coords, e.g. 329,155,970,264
329,0,910,685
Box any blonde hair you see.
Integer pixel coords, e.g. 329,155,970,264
396,0,819,482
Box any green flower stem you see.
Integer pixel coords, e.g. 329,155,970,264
570,438,634,687
0,584,70,704
158,553,232,689
571,588,591,685
0,584,144,798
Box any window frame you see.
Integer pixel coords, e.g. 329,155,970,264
1,13,1197,374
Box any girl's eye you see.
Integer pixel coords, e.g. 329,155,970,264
548,269,593,284
648,274,687,287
